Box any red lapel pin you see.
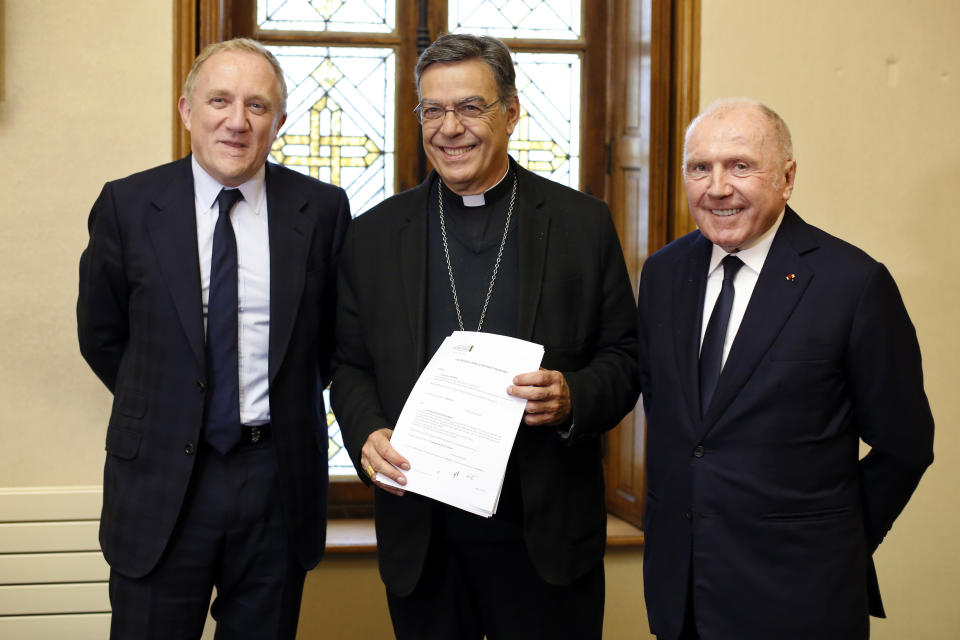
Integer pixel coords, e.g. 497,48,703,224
785,273,797,282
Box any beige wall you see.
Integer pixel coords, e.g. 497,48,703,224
700,1,960,638
2,0,955,638
0,0,172,485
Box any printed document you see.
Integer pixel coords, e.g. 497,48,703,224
377,331,544,516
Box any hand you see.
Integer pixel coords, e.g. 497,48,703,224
360,428,410,496
507,368,572,427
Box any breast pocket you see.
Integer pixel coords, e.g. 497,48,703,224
768,342,836,363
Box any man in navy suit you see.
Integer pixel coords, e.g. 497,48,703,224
78,38,349,639
637,98,934,639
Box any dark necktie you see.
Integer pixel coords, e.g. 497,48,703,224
205,188,244,454
699,255,744,417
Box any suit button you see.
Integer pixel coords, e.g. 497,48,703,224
693,445,705,458
184,442,196,455
196,380,206,393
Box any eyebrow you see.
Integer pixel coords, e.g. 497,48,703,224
204,88,273,104
246,93,273,106
420,95,487,106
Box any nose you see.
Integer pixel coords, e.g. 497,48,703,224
706,167,733,198
438,109,465,136
225,102,248,131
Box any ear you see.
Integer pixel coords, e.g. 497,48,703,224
177,96,193,132
781,158,797,201
504,96,521,136
273,112,287,139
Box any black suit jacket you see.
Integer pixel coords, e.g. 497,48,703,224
637,207,934,639
78,156,350,577
332,167,639,596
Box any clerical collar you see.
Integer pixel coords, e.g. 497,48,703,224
458,164,512,208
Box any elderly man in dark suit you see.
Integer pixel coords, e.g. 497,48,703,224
637,98,934,639
332,34,639,640
78,38,349,639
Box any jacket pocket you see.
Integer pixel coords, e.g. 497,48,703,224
105,426,141,460
113,389,147,418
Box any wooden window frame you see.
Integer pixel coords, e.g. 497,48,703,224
602,0,700,529
171,0,700,524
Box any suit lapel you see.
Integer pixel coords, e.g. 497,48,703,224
266,164,314,383
399,176,431,371
673,235,713,432
516,168,549,340
145,158,205,370
701,208,817,431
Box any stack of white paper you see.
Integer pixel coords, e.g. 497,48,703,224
377,331,544,517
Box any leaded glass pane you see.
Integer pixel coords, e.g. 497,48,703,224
450,0,581,40
323,388,356,475
510,53,580,188
258,0,395,33
268,45,395,216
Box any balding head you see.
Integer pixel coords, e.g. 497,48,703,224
685,97,793,166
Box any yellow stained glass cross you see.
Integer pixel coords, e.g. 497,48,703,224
271,95,384,186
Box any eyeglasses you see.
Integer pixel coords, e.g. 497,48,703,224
413,98,503,124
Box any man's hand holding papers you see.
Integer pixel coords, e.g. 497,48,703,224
360,427,410,496
507,368,572,426
372,331,544,517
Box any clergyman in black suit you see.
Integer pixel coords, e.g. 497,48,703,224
331,34,639,640
77,38,349,639
637,98,934,639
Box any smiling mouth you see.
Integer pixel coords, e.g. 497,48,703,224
440,145,475,157
711,208,742,217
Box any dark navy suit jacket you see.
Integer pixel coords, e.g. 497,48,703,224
78,156,349,577
637,206,934,639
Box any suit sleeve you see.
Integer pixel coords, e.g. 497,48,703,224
317,188,351,388
848,263,934,550
77,182,129,393
330,224,390,483
636,257,653,416
562,204,641,439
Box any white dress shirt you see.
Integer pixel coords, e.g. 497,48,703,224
699,211,785,369
192,157,271,425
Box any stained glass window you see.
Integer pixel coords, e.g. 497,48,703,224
259,0,395,33
268,45,395,215
255,0,587,478
450,0,581,40
510,53,581,188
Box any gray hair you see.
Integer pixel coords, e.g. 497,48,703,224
685,97,794,164
183,38,287,115
414,34,518,105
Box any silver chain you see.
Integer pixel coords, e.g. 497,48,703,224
438,172,518,332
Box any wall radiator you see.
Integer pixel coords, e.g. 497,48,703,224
0,486,109,638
